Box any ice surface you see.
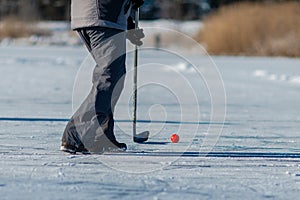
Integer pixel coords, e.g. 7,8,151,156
0,45,300,200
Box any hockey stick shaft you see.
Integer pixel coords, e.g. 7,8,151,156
133,9,139,140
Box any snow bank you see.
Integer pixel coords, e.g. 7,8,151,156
0,20,202,47
253,69,300,86
140,20,203,36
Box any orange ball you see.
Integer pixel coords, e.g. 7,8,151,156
170,134,179,143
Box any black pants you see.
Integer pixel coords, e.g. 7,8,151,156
62,27,126,151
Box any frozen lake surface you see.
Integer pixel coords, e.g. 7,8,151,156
0,45,300,199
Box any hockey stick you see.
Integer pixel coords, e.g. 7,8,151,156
133,8,149,143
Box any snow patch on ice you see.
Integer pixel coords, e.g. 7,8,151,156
164,62,195,73
253,70,267,78
0,56,81,67
267,74,278,81
289,76,300,85
253,70,300,86
140,20,203,36
278,74,289,81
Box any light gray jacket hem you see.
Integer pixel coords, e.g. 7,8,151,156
71,19,127,31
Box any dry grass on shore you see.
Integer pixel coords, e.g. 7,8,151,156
0,17,50,39
197,2,300,57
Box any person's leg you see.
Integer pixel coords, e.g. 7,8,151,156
62,27,126,153
61,29,93,152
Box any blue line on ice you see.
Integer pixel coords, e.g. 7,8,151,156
105,151,300,158
0,117,230,125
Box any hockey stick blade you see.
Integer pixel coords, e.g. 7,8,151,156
134,131,150,143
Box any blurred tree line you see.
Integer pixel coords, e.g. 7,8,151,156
0,0,299,21
210,0,300,9
0,0,70,21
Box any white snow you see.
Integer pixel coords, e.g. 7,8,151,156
289,76,300,85
253,67,300,86
140,20,203,36
0,20,202,47
0,21,300,199
253,70,267,78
